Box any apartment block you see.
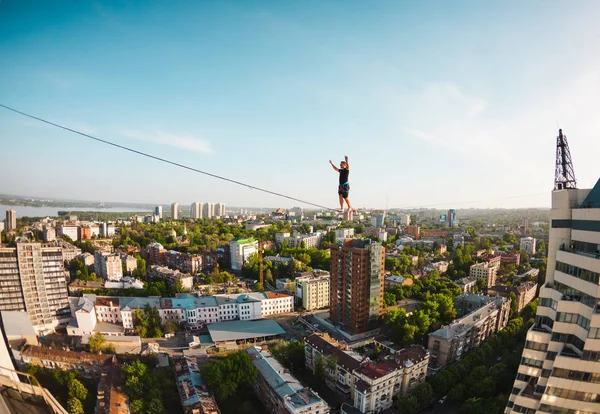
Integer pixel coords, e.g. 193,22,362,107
400,214,411,226
330,239,385,334
294,270,330,310
470,261,499,288
5,209,17,233
247,345,330,414
285,232,323,249
428,294,510,367
506,179,600,414
43,225,56,242
501,252,521,266
456,276,477,293
171,202,179,220
94,251,123,281
203,203,215,219
0,243,70,333
335,228,355,241
142,242,167,266
149,265,194,290
519,237,537,255
406,225,420,239
190,201,203,220
154,205,163,219
165,250,202,274
60,225,79,241
230,238,258,271
488,282,538,312
215,203,226,217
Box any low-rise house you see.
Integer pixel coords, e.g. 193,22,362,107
20,345,114,379
247,346,330,414
384,275,413,290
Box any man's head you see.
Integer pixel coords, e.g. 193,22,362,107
340,161,348,169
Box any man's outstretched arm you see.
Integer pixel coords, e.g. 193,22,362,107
329,160,339,172
345,155,349,169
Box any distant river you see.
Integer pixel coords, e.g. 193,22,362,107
0,204,150,218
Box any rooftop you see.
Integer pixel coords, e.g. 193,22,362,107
208,320,285,343
247,346,326,410
355,361,399,380
429,301,501,340
173,357,220,413
264,291,293,299
95,363,129,414
21,345,113,366
306,333,362,371
96,297,120,308
0,311,36,338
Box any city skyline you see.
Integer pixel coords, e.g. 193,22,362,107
2,1,600,209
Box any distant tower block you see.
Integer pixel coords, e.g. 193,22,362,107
554,129,577,190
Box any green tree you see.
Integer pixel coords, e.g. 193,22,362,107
88,332,107,353
383,292,397,307
68,378,88,401
255,282,264,292
67,397,85,414
395,395,419,414
201,351,257,401
509,292,518,317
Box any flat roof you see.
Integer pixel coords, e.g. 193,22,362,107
208,320,285,342
0,311,36,338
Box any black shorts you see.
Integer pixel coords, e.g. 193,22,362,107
338,183,350,198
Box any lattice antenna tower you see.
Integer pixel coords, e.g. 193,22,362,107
554,129,577,190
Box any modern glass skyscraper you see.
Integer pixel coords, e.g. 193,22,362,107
505,179,600,413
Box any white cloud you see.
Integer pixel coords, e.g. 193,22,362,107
120,130,213,154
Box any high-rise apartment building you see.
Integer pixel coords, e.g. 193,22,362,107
190,201,203,219
94,251,123,281
330,239,385,334
171,202,178,220
0,243,70,333
215,203,226,217
203,203,215,219
520,237,537,255
505,178,600,414
154,205,163,219
230,238,258,271
447,209,457,227
5,209,17,232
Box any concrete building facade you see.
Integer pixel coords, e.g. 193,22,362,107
229,238,258,271
5,209,17,233
171,202,179,220
0,243,70,333
428,294,510,367
505,180,600,414
295,271,330,310
190,201,203,219
469,261,499,288
519,237,537,255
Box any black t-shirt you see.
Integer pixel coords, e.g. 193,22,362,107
339,167,349,185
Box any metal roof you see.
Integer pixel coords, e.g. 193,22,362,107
207,320,285,342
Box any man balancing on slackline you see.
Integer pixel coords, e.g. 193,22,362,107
329,155,357,213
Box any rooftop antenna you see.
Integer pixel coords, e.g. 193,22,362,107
554,129,577,190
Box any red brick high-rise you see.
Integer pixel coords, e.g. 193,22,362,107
330,239,385,334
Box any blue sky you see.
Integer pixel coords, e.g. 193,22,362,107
1,1,600,210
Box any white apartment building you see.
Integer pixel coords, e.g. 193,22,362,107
190,201,203,219
203,203,215,219
519,237,537,255
94,251,123,281
295,271,330,310
400,214,411,226
335,228,355,241
230,238,258,271
171,202,179,220
78,252,95,267
353,361,403,413
506,179,600,414
60,225,79,241
285,232,323,249
43,225,56,242
469,261,499,288
215,203,226,217
275,232,290,244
